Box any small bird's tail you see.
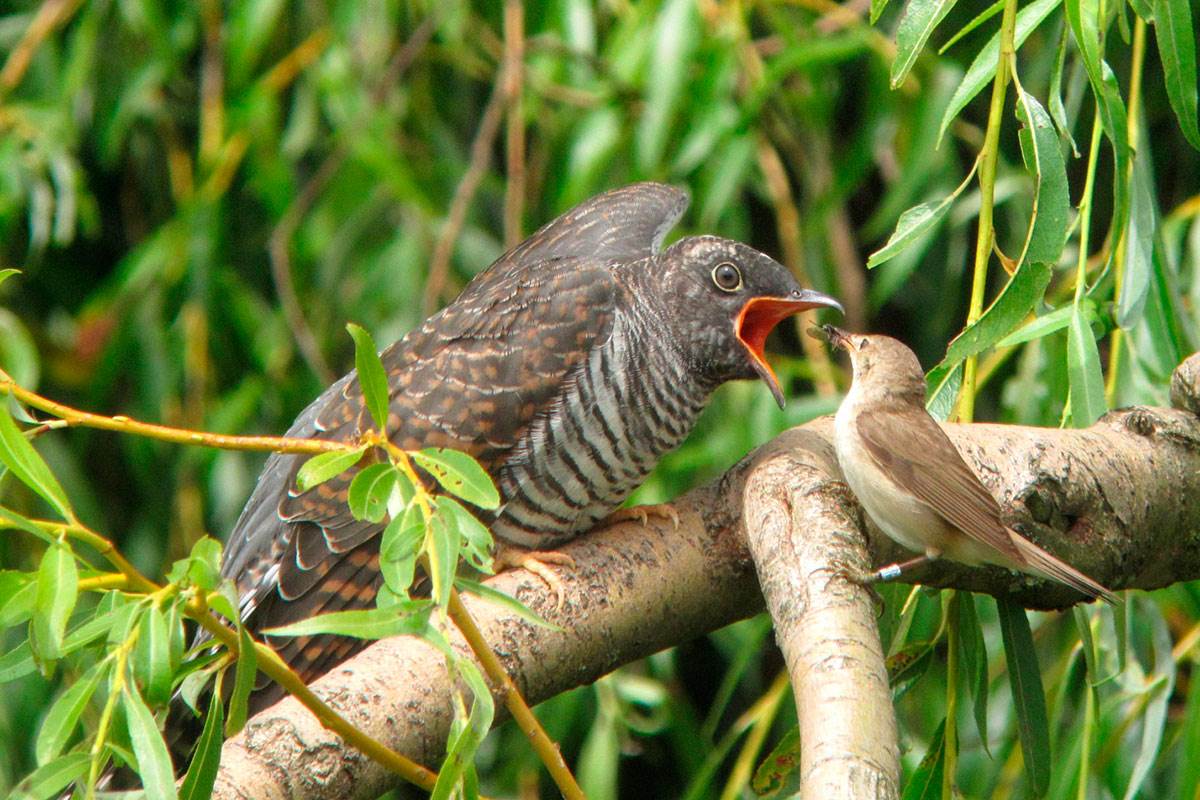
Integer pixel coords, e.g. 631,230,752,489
1011,533,1121,604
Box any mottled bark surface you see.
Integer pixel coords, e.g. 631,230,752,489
741,430,899,800
213,354,1200,800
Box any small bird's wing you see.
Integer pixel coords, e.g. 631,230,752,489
854,407,1024,563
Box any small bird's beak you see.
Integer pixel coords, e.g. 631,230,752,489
737,290,844,408
819,324,857,353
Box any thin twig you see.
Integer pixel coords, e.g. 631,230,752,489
188,594,441,791
259,27,331,93
422,65,510,315
447,589,586,800
0,0,84,93
199,0,224,168
268,20,435,383
1,379,354,455
503,0,526,248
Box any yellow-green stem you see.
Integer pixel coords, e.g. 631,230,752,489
448,590,587,800
1105,16,1147,402
77,573,132,592
395,448,580,796
957,0,1020,423
87,632,137,798
1076,110,1106,305
1,379,353,455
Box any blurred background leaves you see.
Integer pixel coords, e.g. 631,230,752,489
1,0,1199,797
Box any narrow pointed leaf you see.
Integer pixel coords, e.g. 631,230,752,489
891,0,959,86
1118,143,1156,327
997,598,1051,796
937,0,1062,143
456,578,562,631
180,682,225,800
0,405,73,520
262,604,432,639
9,752,90,800
1067,306,1106,426
1151,0,1200,149
294,446,367,493
225,623,257,737
122,683,179,800
428,511,460,606
751,725,802,798
413,448,500,509
380,503,423,594
0,574,36,627
924,361,963,421
348,463,398,523
1064,0,1131,242
868,197,953,268
997,303,1080,347
35,661,105,765
32,541,78,662
941,261,1053,367
1048,24,1079,154
436,496,493,573
956,593,990,754
347,323,391,433
1015,90,1071,267
900,718,947,800
134,604,174,706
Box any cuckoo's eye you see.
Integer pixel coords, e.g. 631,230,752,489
712,262,742,292
859,338,870,350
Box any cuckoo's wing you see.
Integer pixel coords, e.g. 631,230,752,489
505,182,688,263
217,257,619,688
854,407,1023,564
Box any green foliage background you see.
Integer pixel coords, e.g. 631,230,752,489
1,0,1199,797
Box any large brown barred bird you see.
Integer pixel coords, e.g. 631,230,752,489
216,182,842,712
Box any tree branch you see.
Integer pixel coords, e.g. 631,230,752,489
212,353,1200,800
741,431,899,799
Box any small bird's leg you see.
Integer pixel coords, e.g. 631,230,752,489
871,554,935,583
494,544,577,611
599,502,681,530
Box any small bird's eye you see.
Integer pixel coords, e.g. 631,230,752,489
859,338,870,349
712,262,742,292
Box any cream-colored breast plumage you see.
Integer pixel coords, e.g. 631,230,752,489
834,388,957,559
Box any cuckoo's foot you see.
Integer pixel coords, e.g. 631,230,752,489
601,502,681,530
494,545,577,611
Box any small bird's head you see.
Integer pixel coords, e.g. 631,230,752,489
658,236,843,408
821,327,927,402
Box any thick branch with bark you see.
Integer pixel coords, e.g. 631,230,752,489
213,354,1200,800
742,430,899,799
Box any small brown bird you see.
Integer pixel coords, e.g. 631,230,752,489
823,327,1118,603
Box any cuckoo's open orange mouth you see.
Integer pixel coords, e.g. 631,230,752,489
736,292,843,408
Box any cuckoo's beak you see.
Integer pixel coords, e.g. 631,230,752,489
737,290,843,408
